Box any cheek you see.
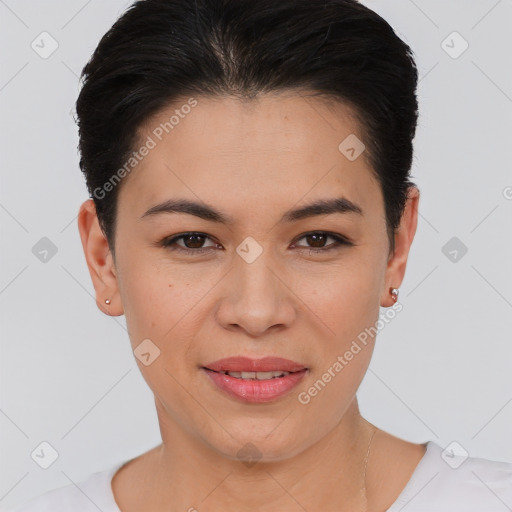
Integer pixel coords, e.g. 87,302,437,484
116,253,217,353
116,265,206,394
292,258,383,343
296,269,379,414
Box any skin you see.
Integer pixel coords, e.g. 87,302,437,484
78,91,423,512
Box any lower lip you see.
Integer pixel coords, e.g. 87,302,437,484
202,368,307,403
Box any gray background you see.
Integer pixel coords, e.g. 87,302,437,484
1,0,511,509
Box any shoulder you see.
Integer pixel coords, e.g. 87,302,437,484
388,441,512,512
7,462,125,512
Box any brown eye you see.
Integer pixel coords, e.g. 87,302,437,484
161,232,219,254
293,231,351,253
179,234,208,249
304,233,329,248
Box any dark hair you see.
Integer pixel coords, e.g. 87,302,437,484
76,0,418,259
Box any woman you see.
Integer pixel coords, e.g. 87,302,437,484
10,0,511,510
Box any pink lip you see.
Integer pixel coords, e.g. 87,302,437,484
201,357,308,404
203,356,307,373
202,368,308,403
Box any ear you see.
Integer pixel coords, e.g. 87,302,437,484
380,186,420,307
77,199,124,316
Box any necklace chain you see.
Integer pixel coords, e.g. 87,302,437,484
361,424,377,512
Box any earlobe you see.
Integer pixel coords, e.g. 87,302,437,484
77,199,124,316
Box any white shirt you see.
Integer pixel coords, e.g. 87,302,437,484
8,441,512,511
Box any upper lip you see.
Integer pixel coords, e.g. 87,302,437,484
203,356,307,373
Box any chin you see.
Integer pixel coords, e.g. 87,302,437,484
202,420,312,465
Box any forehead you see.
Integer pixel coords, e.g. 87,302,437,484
118,92,381,219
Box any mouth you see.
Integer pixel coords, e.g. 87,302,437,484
203,369,300,380
201,357,309,403
202,356,308,374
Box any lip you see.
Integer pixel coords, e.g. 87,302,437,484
202,367,308,403
201,357,308,403
203,356,307,373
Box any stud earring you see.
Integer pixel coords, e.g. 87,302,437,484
105,298,111,305
390,288,399,303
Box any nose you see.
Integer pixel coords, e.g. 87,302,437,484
215,249,296,337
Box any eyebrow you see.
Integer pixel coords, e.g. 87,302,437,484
139,197,363,224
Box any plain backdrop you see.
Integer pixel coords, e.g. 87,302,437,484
1,0,511,509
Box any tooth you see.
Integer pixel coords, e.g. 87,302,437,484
224,370,293,379
256,371,274,380
238,371,291,379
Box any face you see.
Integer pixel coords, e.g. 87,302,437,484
79,92,418,462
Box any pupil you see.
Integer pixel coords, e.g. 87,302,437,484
185,234,205,248
307,234,326,248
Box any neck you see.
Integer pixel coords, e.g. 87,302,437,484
130,398,377,512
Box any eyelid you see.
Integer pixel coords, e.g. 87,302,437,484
159,230,353,256
292,230,353,247
160,232,220,254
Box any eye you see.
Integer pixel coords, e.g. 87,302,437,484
159,230,353,256
292,231,353,253
160,232,220,255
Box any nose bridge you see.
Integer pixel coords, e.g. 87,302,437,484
220,241,295,334
235,243,279,305
236,246,275,296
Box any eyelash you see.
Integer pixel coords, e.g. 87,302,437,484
159,231,353,256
